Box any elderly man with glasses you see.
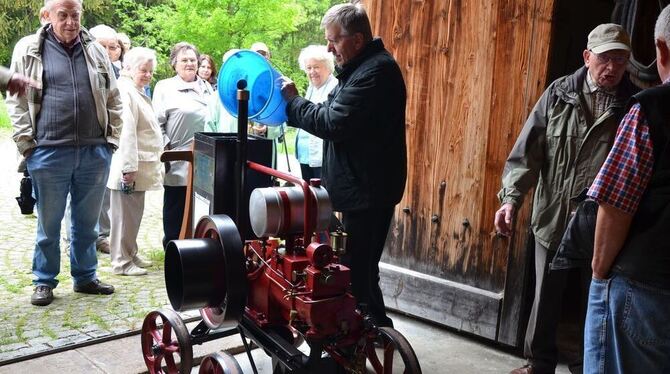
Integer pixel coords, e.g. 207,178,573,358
494,24,638,374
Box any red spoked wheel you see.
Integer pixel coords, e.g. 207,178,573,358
198,352,244,374
141,309,193,374
363,327,422,374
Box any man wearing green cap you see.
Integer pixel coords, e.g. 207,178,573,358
494,23,638,374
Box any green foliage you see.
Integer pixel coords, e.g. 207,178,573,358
273,0,342,93
0,99,10,130
110,0,343,91
0,0,42,65
138,0,308,84
0,0,121,65
1,0,344,92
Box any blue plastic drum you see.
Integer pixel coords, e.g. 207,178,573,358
217,50,287,126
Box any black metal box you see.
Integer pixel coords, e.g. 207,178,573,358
193,132,273,240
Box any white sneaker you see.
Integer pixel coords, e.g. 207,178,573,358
118,264,147,276
133,256,153,268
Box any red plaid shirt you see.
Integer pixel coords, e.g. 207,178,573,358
587,103,655,214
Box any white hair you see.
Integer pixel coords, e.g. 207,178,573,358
298,45,335,73
655,5,670,44
89,24,117,40
123,47,157,73
117,32,131,48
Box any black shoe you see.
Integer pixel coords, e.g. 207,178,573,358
74,279,115,295
31,285,53,306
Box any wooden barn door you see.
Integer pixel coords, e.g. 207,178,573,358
362,0,555,346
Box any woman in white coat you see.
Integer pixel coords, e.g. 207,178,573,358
153,42,214,249
107,47,164,276
295,45,338,181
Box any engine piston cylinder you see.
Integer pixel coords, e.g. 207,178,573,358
165,238,226,311
249,185,332,237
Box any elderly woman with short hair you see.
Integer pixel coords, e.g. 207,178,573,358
295,45,337,181
107,47,163,276
89,24,122,77
153,42,214,248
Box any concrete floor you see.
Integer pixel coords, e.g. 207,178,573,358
223,312,529,374
0,311,571,373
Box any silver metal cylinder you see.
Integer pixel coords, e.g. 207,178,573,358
249,185,332,237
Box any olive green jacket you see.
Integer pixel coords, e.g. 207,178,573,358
498,67,637,251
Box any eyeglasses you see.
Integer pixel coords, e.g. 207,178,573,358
591,51,629,65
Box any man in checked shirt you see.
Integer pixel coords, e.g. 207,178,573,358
583,5,670,373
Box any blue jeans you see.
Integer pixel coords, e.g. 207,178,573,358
27,145,112,288
584,274,670,374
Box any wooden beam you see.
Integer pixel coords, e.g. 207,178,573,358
380,262,502,340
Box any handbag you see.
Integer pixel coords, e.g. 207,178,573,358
16,170,36,215
550,190,598,271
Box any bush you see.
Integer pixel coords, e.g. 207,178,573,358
0,98,11,130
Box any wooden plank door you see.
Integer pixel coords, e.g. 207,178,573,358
363,0,554,346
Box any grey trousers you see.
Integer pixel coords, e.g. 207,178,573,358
97,187,111,242
524,240,591,374
109,190,145,273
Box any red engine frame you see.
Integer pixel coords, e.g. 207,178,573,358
243,161,365,348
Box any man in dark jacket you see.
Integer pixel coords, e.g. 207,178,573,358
494,24,637,374
281,3,407,327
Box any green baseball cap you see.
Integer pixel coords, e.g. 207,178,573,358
587,23,631,54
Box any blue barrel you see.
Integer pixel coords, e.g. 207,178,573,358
218,50,287,126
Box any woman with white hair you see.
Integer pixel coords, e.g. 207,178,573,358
89,24,122,77
153,42,214,249
295,45,337,181
107,47,164,276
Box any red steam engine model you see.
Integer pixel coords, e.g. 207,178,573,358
140,80,421,373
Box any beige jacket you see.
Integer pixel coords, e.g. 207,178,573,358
107,76,163,191
6,25,122,155
153,75,213,186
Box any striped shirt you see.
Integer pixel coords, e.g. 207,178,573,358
587,103,654,214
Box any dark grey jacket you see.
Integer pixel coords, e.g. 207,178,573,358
286,38,407,211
